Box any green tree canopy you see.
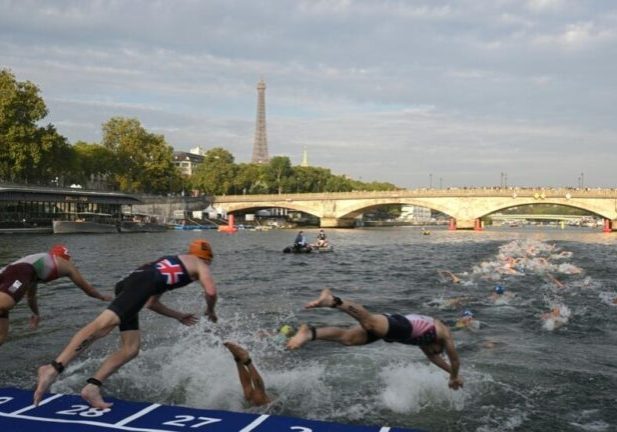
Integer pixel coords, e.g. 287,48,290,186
0,69,71,183
191,147,238,195
101,117,181,193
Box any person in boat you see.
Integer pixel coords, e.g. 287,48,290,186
287,288,463,390
0,244,111,346
224,341,271,406
293,230,308,250
314,229,329,248
34,239,218,409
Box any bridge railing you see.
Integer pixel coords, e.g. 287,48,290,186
214,187,617,202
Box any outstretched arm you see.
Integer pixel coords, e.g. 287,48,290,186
423,322,464,390
146,295,198,326
64,263,112,301
196,262,217,322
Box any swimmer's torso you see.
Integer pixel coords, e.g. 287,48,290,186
134,256,193,293
7,253,59,282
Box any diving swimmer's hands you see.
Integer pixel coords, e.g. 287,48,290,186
449,376,463,390
99,293,113,302
205,309,218,323
29,314,40,329
178,313,198,326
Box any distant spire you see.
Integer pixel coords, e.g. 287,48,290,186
300,147,309,167
251,79,269,164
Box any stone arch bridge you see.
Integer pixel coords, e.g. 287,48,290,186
213,188,617,230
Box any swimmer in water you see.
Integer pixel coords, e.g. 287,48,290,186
287,288,463,390
34,240,218,409
454,310,480,331
489,285,514,304
429,296,469,311
0,245,111,346
437,270,461,284
257,323,297,344
224,342,271,406
541,304,570,331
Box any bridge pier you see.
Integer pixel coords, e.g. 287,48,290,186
320,217,356,228
454,219,476,230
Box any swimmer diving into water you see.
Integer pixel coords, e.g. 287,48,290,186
224,342,271,406
33,240,218,409
288,288,463,390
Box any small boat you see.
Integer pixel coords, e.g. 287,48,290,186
172,224,217,230
53,212,119,234
119,213,167,233
283,244,313,253
311,243,334,253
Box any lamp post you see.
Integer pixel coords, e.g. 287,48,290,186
429,173,433,189
580,172,584,188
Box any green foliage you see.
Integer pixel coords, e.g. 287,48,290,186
101,117,182,193
191,147,238,195
0,69,71,183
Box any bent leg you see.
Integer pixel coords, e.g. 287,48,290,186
81,330,141,409
306,289,389,337
246,363,271,406
287,324,369,349
34,309,120,405
224,342,254,402
0,316,8,346
0,293,15,346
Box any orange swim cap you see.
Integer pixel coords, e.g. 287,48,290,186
49,244,71,261
189,239,213,262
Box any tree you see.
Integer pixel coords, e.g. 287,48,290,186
66,141,116,188
0,69,71,183
101,117,180,193
264,156,293,194
234,163,268,194
191,147,237,195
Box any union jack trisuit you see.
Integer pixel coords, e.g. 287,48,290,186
107,256,194,331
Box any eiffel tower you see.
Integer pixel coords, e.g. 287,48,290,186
251,79,269,164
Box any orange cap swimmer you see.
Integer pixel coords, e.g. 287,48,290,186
49,244,71,261
189,239,213,262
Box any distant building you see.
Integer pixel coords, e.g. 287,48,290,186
173,151,205,176
399,205,432,223
300,147,309,167
190,146,206,156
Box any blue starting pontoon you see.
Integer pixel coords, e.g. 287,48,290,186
0,387,423,432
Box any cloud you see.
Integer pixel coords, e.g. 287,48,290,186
532,21,617,49
1,0,616,188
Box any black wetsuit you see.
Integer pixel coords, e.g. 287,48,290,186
107,256,194,331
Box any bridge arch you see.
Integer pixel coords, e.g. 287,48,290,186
213,189,617,230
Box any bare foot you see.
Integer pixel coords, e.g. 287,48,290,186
286,324,313,350
223,341,250,364
305,288,336,309
33,364,58,405
81,383,113,409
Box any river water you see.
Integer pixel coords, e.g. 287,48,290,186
1,227,616,431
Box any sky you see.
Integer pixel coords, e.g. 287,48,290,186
1,0,616,189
